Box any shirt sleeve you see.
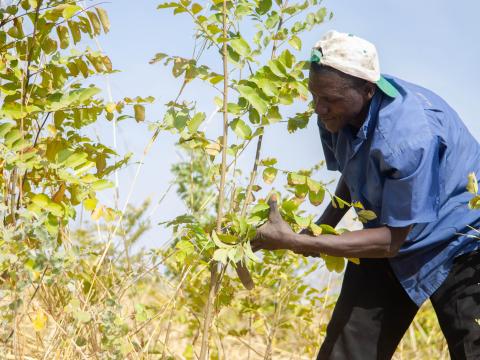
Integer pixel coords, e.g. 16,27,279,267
380,137,441,227
317,117,339,171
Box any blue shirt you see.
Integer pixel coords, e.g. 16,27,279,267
319,75,480,306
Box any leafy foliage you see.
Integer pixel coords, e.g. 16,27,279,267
0,1,446,359
0,1,146,356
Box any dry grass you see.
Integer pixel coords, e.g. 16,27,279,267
0,280,449,360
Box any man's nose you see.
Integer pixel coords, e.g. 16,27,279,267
315,101,329,116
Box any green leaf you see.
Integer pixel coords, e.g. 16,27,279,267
83,198,97,211
322,255,345,273
309,188,325,206
332,196,350,209
213,248,229,264
255,78,279,97
212,231,229,249
309,223,323,236
87,11,101,35
31,194,50,208
266,106,281,123
265,12,279,29
469,195,480,209
0,122,15,137
11,138,29,152
32,310,47,332
62,4,81,19
1,103,40,119
176,240,195,255
157,2,178,9
249,108,260,124
91,179,114,191
268,59,287,78
306,178,322,192
244,242,259,262
4,129,22,147
45,202,64,217
281,199,300,214
209,75,223,84
74,310,91,323
262,167,277,184
56,25,69,49
260,157,277,166
95,7,110,33
134,104,145,122
191,3,202,14
150,52,169,64
79,87,101,102
217,233,238,244
63,152,88,168
320,224,338,235
295,184,308,199
230,38,251,57
358,209,377,223
173,113,188,131
256,0,272,15
68,21,81,44
188,112,205,132
278,51,294,71
287,111,311,133
294,215,311,228
287,172,306,185
230,118,252,140
237,85,268,115
250,202,270,215
288,35,302,50
467,172,478,194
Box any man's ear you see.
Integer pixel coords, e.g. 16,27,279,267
364,82,376,100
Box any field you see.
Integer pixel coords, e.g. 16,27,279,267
0,0,466,359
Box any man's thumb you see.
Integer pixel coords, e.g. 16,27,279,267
267,194,281,221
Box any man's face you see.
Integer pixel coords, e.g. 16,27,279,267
308,69,373,133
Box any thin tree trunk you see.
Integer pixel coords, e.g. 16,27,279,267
199,0,229,357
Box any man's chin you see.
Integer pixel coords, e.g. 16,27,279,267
323,122,340,133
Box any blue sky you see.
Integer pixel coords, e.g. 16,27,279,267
88,0,480,248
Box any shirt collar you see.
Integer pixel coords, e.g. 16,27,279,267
355,90,383,140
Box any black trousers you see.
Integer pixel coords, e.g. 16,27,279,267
317,250,480,360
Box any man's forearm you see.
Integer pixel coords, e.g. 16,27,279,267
290,226,411,258
317,175,351,228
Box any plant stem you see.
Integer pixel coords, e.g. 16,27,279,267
199,264,219,360
199,0,230,357
240,14,284,217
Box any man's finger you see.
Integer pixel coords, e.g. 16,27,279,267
250,241,260,252
267,193,281,222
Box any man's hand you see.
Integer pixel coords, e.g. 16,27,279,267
250,195,320,257
250,194,297,252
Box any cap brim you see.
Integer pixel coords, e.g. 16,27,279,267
376,76,400,98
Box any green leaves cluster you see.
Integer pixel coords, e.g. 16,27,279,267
0,1,151,232
0,3,149,347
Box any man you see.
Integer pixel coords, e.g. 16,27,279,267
251,30,480,359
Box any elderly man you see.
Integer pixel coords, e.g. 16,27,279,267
251,30,480,359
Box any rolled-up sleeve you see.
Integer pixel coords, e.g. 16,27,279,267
317,117,339,171
380,137,441,227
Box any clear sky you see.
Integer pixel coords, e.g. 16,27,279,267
88,0,480,248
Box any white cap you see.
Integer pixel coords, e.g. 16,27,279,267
311,30,399,97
